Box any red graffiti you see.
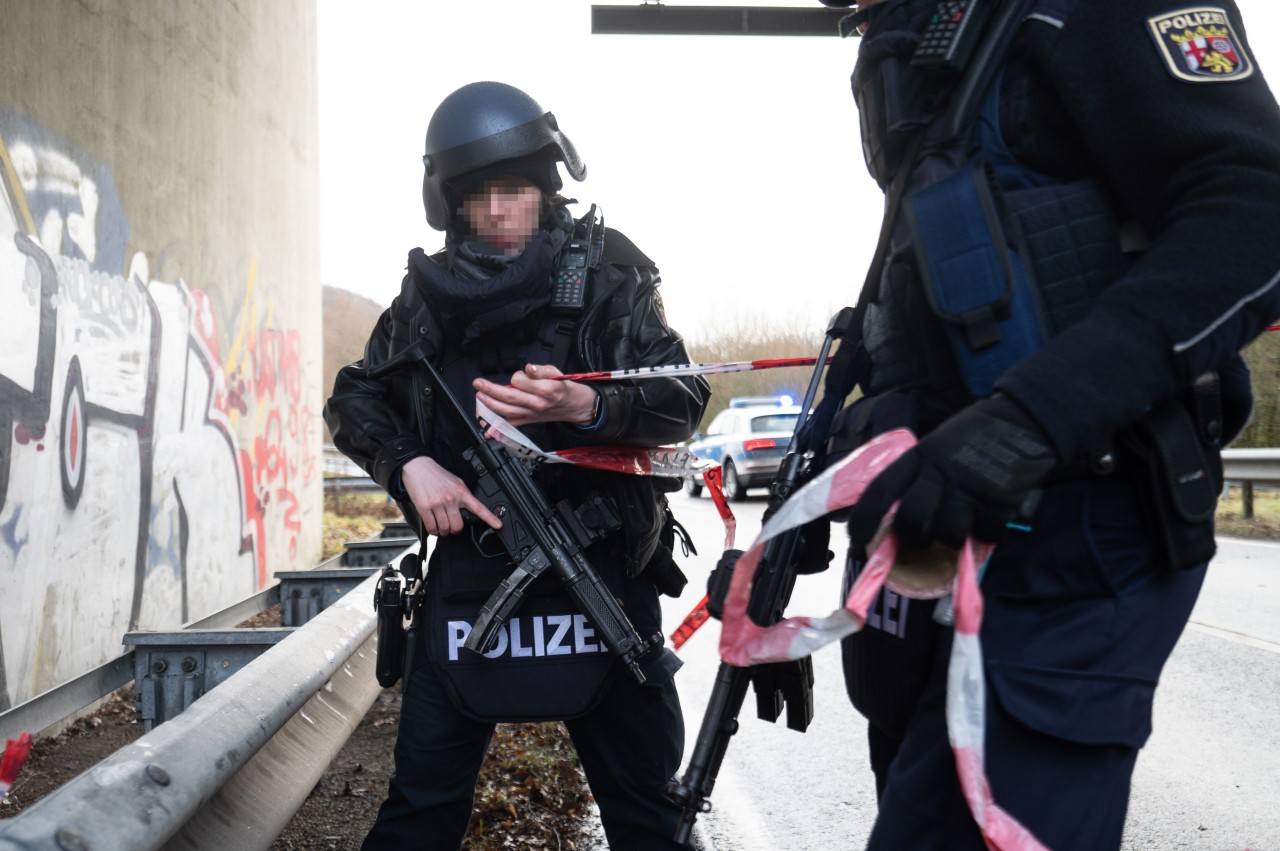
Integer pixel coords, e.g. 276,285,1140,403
239,447,267,589
277,486,301,534
196,283,315,590
254,410,286,488
242,328,303,406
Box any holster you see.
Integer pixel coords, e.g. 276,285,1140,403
374,565,406,688
644,501,694,598
1117,386,1223,572
373,551,423,688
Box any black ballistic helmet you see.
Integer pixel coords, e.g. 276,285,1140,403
422,81,587,231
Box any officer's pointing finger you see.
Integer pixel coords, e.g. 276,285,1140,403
461,492,503,531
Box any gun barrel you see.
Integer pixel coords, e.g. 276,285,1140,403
670,307,854,842
669,661,753,841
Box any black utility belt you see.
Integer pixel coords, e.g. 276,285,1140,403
1047,397,1221,573
1117,399,1221,572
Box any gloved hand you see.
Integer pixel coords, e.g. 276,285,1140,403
763,500,834,576
705,549,743,620
846,395,1058,556
794,519,834,575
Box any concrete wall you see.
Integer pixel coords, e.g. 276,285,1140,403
0,1,322,711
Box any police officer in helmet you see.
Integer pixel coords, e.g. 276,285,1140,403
325,80,708,850
809,0,1280,848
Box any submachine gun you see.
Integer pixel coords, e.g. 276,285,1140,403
667,307,855,843
366,339,670,685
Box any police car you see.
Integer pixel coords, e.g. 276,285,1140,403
684,396,801,501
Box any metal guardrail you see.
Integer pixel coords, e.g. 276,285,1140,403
0,529,417,851
322,444,363,477
0,533,411,744
1222,447,1280,519
1222,447,1280,483
0,570,385,851
321,448,1279,504
323,474,383,494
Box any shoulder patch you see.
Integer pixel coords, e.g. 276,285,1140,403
1146,7,1254,83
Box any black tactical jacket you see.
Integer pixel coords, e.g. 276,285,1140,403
324,225,710,567
854,0,1280,461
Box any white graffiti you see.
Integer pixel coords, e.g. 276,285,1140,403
0,133,292,712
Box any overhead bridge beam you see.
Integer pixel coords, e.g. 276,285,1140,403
590,5,851,36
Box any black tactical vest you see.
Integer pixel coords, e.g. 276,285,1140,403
852,0,1128,404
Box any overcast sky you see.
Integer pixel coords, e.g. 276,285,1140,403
318,0,1280,344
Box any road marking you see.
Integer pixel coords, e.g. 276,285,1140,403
1215,535,1280,550
690,759,778,851
1186,620,1280,654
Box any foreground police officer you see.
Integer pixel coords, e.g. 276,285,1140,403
324,81,708,850
809,0,1280,848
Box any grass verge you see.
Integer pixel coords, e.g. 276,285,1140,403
1215,486,1280,540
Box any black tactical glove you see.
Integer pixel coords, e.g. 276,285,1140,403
705,549,743,620
794,519,834,575
847,395,1058,555
762,498,834,577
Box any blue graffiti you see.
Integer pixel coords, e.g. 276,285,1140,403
1,502,28,561
0,109,130,275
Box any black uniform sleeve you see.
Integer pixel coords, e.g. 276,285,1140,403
585,235,711,446
995,0,1280,459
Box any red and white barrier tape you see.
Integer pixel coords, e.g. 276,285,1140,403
669,465,737,650
555,356,829,383
477,398,715,479
716,429,1048,851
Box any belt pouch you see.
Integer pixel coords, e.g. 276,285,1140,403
905,161,1045,397
1118,402,1220,571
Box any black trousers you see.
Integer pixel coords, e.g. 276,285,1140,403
361,662,694,850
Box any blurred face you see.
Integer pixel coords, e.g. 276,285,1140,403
460,177,542,255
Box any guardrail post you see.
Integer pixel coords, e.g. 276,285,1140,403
1243,481,1255,519
125,629,296,731
277,567,378,626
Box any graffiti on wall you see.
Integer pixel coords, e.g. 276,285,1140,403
0,119,316,711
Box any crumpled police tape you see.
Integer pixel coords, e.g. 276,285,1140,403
716,429,1048,851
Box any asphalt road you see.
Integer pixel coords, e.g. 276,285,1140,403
660,491,1280,851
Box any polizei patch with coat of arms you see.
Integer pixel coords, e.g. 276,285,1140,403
1147,7,1254,82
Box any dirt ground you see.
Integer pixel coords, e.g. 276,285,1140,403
272,687,603,851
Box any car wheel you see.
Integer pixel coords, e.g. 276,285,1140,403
684,475,702,497
722,459,746,502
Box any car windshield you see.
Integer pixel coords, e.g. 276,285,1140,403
750,413,798,433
